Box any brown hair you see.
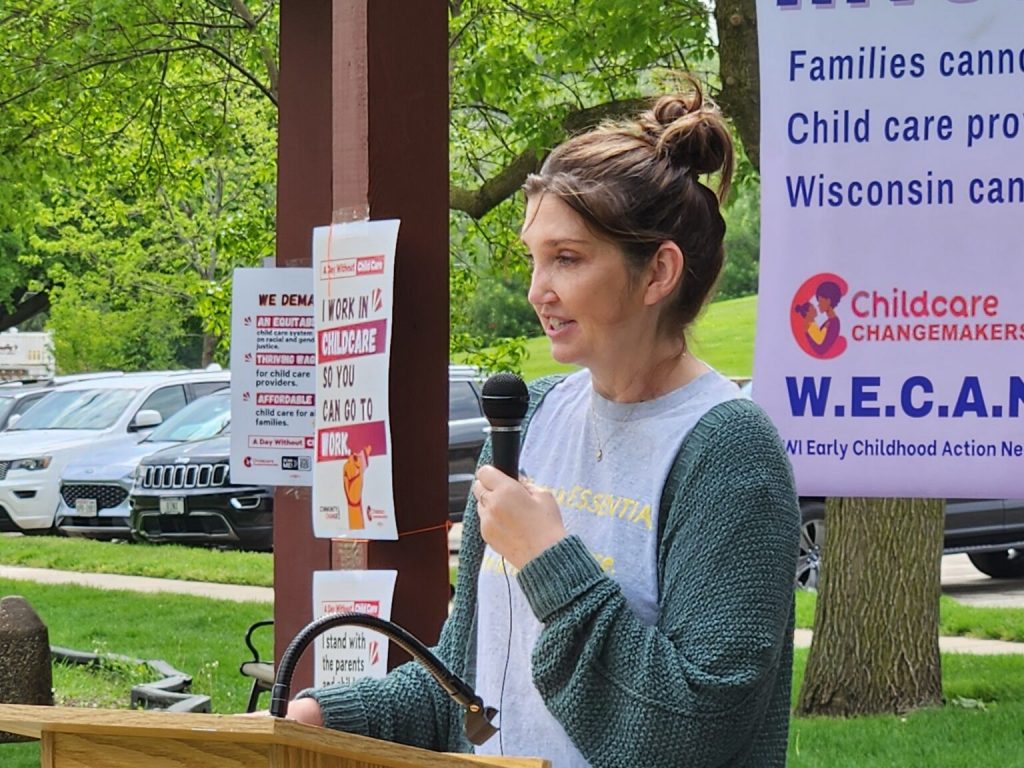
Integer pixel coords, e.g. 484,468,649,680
523,78,734,334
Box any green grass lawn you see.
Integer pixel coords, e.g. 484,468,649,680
0,578,270,712
5,537,1024,645
0,577,272,768
517,294,756,381
787,650,1024,767
795,590,1024,644
0,534,272,586
2,537,1024,767
6,652,1024,768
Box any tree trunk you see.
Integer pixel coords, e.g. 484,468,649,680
201,332,217,369
796,497,944,716
715,0,761,171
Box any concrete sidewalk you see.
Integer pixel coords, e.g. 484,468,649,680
3,563,1024,654
0,565,273,604
793,628,1024,655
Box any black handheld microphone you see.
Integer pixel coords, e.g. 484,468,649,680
481,373,529,478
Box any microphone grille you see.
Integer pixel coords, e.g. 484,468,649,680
481,373,529,421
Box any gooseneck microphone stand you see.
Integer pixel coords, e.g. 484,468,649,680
269,613,499,746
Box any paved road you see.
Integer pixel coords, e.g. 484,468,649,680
941,552,1024,608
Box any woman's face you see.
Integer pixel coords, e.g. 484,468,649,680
522,194,646,370
817,294,833,313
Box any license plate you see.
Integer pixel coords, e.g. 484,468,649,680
160,497,186,515
75,498,98,517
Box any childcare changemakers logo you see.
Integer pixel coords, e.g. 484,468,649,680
790,273,849,359
791,277,1016,353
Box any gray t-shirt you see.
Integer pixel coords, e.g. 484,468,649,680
474,367,739,765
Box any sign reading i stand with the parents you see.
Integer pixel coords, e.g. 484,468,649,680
312,569,397,688
313,219,400,539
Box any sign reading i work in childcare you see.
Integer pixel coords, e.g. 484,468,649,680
230,267,315,487
754,0,1024,498
313,219,400,539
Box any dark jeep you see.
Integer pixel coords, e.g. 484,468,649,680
127,365,488,550
129,435,273,551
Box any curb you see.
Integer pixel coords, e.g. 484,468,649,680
794,627,1024,655
4,564,1024,654
0,565,273,604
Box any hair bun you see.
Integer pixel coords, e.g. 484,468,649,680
649,92,731,180
652,96,691,126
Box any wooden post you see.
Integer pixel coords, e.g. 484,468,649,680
275,1,449,690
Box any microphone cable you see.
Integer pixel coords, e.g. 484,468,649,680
479,371,529,757
498,554,513,757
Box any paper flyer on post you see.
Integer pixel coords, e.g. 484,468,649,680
755,0,1024,498
229,267,316,486
312,569,398,688
312,219,400,539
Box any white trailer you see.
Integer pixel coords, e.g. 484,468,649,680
0,330,55,381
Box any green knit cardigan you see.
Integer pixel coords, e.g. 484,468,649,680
302,376,800,767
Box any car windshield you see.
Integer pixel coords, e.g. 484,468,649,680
0,395,15,426
10,388,139,431
145,392,230,442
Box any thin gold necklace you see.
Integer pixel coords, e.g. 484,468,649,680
588,348,687,460
589,397,640,462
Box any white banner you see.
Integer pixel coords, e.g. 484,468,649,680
313,219,400,538
312,569,398,687
229,268,315,486
754,0,1024,498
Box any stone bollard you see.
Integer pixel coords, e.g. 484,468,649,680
0,595,53,743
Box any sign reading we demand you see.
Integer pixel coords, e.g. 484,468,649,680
754,0,1024,498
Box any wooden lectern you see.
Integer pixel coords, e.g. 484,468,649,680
0,704,549,768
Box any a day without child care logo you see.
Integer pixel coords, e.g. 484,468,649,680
791,273,849,359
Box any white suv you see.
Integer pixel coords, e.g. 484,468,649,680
0,370,229,533
57,388,232,541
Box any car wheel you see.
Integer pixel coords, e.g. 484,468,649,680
967,549,1024,579
796,503,825,590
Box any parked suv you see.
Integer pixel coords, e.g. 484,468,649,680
0,373,125,431
128,364,488,551
56,388,232,541
0,381,56,431
129,435,273,551
0,369,229,533
448,364,488,521
797,498,1024,586
738,382,1024,585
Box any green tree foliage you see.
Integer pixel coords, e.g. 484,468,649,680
466,273,537,340
0,1,278,369
47,280,185,372
3,1,752,374
445,1,765,366
718,181,760,300
447,0,721,371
